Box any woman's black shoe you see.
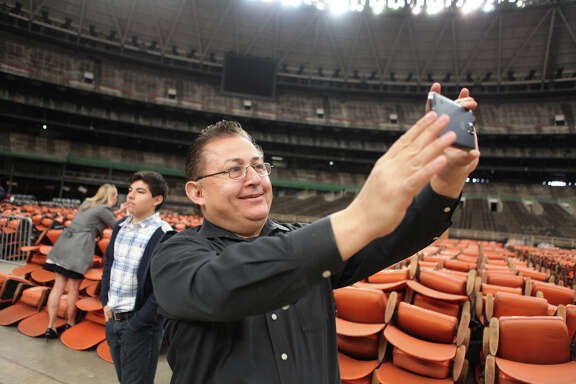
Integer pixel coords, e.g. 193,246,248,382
45,328,58,339
63,324,72,331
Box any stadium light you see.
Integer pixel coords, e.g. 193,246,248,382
482,0,495,12
548,181,567,187
461,0,484,14
369,0,386,14
426,0,447,15
389,0,406,10
350,0,367,12
257,0,540,15
330,0,349,14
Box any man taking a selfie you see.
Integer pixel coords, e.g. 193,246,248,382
151,84,479,383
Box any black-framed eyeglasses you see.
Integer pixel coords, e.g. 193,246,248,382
195,163,273,181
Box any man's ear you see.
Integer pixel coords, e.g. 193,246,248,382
152,194,164,209
185,181,205,206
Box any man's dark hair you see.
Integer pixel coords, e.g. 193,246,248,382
186,120,261,181
129,171,168,211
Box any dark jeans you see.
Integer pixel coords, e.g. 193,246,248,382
105,318,163,384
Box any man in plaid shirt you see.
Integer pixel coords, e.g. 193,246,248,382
100,171,172,384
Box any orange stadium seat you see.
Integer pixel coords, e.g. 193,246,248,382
376,301,467,383
11,262,44,277
97,238,110,254
60,310,106,350
30,269,56,285
18,295,68,337
516,266,548,282
491,292,549,319
79,278,100,297
334,286,387,382
75,296,103,312
484,316,576,384
530,280,575,306
338,351,379,384
0,275,35,305
83,268,103,281
35,217,53,232
45,229,63,245
354,268,409,297
405,269,472,320
0,285,49,325
11,243,50,277
96,340,113,363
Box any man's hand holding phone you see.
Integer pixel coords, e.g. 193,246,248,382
426,83,481,199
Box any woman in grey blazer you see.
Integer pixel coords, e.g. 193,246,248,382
43,184,120,338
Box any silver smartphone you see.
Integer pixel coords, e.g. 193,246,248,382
428,92,476,150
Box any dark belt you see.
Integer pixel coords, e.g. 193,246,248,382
112,311,134,321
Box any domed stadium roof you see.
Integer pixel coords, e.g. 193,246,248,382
3,0,575,91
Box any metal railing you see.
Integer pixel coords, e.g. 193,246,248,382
0,214,33,264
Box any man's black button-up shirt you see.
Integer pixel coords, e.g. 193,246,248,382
151,184,458,384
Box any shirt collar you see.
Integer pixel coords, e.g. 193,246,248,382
199,218,290,240
119,212,161,228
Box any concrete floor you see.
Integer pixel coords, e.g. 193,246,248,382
0,261,172,384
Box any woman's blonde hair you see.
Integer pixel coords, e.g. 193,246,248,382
81,184,117,211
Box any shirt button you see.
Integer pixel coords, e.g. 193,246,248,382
322,270,332,278
443,207,451,213
281,353,288,360
282,305,290,311
271,313,278,320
